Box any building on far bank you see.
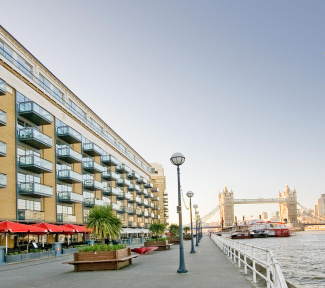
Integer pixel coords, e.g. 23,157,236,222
0,25,167,239
261,212,268,220
317,194,325,217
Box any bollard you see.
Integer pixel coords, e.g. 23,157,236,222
87,240,95,246
0,246,6,265
52,242,62,257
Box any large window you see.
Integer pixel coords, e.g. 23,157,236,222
90,118,103,132
0,40,14,62
18,199,41,211
57,204,73,215
39,74,63,100
68,99,86,119
17,55,32,77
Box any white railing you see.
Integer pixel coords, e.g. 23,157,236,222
211,235,288,288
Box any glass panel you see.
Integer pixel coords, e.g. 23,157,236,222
0,110,6,124
57,146,82,162
19,127,52,146
57,126,82,142
0,174,7,186
0,142,6,155
19,101,53,123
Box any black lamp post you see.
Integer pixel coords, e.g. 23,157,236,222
194,205,199,247
170,152,188,274
186,191,195,254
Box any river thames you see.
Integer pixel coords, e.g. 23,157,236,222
241,230,325,288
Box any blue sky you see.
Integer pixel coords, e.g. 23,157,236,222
1,1,325,224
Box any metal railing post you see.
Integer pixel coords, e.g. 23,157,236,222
244,244,248,274
252,247,257,283
266,252,271,288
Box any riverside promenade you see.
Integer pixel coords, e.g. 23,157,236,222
0,237,254,288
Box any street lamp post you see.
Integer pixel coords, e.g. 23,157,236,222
186,191,195,254
194,205,199,247
170,152,188,274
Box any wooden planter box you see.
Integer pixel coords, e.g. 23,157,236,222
169,237,180,244
70,248,135,271
144,240,170,251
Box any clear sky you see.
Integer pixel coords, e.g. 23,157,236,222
1,1,325,224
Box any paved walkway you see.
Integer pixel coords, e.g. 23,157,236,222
0,237,253,288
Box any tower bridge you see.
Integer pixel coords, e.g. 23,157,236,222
219,184,298,227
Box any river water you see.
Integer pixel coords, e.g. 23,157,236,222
240,230,325,288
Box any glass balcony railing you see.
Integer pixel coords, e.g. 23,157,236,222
144,211,149,217
111,203,120,211
18,127,52,149
18,209,45,221
19,182,53,197
148,193,154,198
57,191,83,203
82,160,104,173
117,178,131,187
152,205,159,210
18,101,53,125
83,143,102,156
127,171,140,180
57,214,77,223
83,179,104,191
0,79,6,95
57,169,83,183
137,177,148,185
125,192,133,200
102,170,120,181
151,187,159,192
150,213,155,218
116,191,125,200
128,184,140,191
141,189,148,196
144,182,154,189
117,206,125,214
0,110,6,126
95,199,104,206
57,126,82,144
116,164,132,174
152,196,159,202
128,196,136,203
101,155,121,166
136,209,142,216
0,174,7,187
103,186,122,196
57,146,82,163
125,207,136,214
0,141,6,156
84,198,95,207
19,155,53,173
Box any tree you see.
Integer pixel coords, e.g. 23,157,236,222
149,223,166,238
183,226,190,235
86,205,122,244
169,224,179,236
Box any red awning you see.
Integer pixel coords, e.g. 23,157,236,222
33,223,75,234
62,224,91,233
0,221,47,234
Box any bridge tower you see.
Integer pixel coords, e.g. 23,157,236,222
219,186,234,227
279,184,297,225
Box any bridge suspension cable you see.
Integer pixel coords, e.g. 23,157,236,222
200,205,220,222
297,202,325,223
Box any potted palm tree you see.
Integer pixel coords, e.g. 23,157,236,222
183,226,191,240
145,223,169,251
67,206,137,271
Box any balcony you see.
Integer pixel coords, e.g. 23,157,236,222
19,155,53,173
150,203,154,209
57,191,83,203
152,205,159,210
128,184,140,191
111,203,120,211
144,202,150,208
127,171,140,180
83,159,104,173
57,146,82,163
136,197,143,206
0,79,6,95
57,169,83,184
138,222,144,228
144,191,151,198
84,198,95,207
128,221,137,227
141,189,148,196
144,211,149,218
136,209,142,216
117,206,125,214
95,199,104,206
83,179,104,191
102,170,120,181
18,210,45,221
101,155,121,166
148,192,153,198
127,208,136,215
18,101,53,125
56,126,82,144
0,110,6,126
144,182,154,189
128,196,136,203
150,213,155,218
117,178,131,187
0,141,6,157
18,127,52,149
137,177,147,185
57,214,77,223
151,187,159,192
124,192,133,201
83,143,102,157
116,191,125,200
116,164,132,174
0,174,7,188
103,186,122,196
152,196,159,202
19,182,53,197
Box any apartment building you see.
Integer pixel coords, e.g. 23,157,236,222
0,25,167,229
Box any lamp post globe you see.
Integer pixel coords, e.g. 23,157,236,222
186,191,195,254
171,152,188,274
170,152,185,166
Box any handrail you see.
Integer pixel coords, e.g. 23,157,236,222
211,235,288,288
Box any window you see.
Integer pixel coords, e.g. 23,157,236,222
105,132,116,144
68,99,86,119
17,91,29,103
17,55,32,77
53,86,63,100
57,205,73,215
0,40,14,62
18,199,41,211
90,118,103,132
17,173,41,184
119,143,126,153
